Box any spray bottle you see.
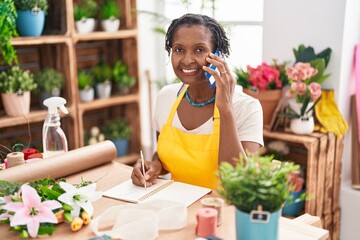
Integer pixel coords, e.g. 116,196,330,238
42,97,69,158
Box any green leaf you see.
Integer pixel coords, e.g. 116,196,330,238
37,225,57,236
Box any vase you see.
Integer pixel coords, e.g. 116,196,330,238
235,208,281,240
290,116,315,135
243,89,282,128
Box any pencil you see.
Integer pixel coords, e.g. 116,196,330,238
140,150,146,189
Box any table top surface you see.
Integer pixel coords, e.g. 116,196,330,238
0,161,329,240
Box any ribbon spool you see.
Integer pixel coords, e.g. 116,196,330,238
195,207,218,237
200,197,224,226
7,152,25,168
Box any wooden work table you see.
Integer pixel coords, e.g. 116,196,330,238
0,161,329,240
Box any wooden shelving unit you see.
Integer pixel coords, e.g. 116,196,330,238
263,129,343,240
0,0,141,165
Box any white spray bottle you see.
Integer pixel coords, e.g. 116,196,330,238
42,97,69,158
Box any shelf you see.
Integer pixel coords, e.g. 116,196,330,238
73,29,137,43
77,94,139,112
0,110,47,128
11,36,70,46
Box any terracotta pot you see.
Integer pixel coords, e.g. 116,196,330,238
243,89,282,127
1,91,31,117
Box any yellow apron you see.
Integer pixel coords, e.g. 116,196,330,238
157,85,220,189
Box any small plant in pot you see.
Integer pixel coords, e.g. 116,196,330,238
14,0,49,37
78,69,94,102
0,66,37,117
34,68,64,107
218,154,299,240
92,62,113,99
100,0,121,32
102,119,131,157
74,0,98,34
113,60,136,95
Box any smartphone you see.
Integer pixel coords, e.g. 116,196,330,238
205,48,221,89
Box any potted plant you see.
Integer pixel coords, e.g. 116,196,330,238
102,119,131,157
113,60,136,95
14,0,49,36
34,68,64,107
282,170,307,217
218,154,299,240
92,62,113,99
73,0,98,34
235,60,289,127
0,0,18,66
100,0,121,32
0,66,37,116
78,69,94,102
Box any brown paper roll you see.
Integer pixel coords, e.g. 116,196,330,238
7,152,25,168
0,140,117,182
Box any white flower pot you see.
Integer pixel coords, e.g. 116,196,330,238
79,88,94,102
75,18,96,34
288,99,314,117
95,82,112,99
101,19,120,32
290,116,315,135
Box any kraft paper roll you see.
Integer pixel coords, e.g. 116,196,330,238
195,207,218,237
0,140,117,182
6,152,25,168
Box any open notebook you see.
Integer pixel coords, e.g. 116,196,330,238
103,179,212,207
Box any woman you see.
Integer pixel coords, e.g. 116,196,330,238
132,13,263,189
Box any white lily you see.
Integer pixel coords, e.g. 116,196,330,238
58,182,102,217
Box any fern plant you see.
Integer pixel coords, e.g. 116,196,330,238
0,0,18,65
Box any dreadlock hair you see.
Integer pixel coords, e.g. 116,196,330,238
165,13,230,58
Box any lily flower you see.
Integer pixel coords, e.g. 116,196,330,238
3,184,61,238
58,182,102,218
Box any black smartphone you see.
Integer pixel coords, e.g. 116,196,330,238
205,48,220,89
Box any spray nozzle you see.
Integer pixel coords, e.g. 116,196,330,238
43,97,69,115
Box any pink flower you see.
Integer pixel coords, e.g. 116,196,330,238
3,184,62,238
0,196,14,220
308,82,321,100
290,81,307,96
286,62,318,81
247,62,282,91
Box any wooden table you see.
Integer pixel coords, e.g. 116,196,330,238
0,161,329,239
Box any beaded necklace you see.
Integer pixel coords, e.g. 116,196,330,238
185,89,216,107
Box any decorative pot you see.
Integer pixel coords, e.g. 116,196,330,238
101,19,120,32
79,88,95,102
235,208,281,240
16,9,45,36
243,88,282,127
1,91,31,117
287,99,315,117
75,18,96,34
95,82,112,99
282,189,306,217
112,138,129,157
290,116,314,135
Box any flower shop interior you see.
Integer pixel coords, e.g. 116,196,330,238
0,0,359,239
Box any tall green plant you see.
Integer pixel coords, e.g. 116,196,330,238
0,0,18,65
100,0,121,20
74,0,98,21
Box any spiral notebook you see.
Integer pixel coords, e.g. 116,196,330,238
103,179,212,207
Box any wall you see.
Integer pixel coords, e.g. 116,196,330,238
263,0,360,239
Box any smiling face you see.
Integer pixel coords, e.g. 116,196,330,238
171,25,214,86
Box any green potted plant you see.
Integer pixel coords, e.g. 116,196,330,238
218,154,299,240
78,69,94,102
282,170,307,217
113,60,136,95
0,0,18,66
14,0,49,36
100,0,121,32
92,62,113,99
73,0,98,34
34,68,64,107
0,66,37,116
102,119,131,157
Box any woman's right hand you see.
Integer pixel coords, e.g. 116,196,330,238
131,157,163,187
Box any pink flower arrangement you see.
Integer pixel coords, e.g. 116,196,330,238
235,60,289,91
284,62,323,118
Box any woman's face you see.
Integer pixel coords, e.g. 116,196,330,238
171,25,214,85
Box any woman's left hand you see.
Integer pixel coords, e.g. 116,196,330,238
203,53,236,110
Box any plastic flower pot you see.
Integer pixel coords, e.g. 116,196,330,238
16,10,45,36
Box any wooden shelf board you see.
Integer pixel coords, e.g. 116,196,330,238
73,29,137,42
78,94,139,112
11,35,70,45
0,110,47,127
